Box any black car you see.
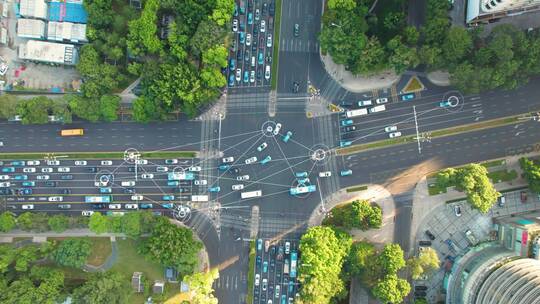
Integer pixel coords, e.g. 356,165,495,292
252,40,257,52
91,203,106,209
88,167,97,173
257,69,262,79
248,0,252,9
414,291,427,297
292,81,299,93
425,230,436,241
0,188,13,195
245,50,250,62
343,126,356,132
419,240,432,246
254,24,259,34
269,2,275,15
62,189,72,195
415,285,428,291
61,175,73,180
45,181,57,187
340,101,353,107
256,256,261,268
237,49,243,60
128,167,136,172
294,23,300,37
124,188,135,194
259,36,264,49
266,55,272,63
262,3,267,15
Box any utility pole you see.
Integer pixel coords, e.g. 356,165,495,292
316,177,326,213
413,105,421,154
218,113,223,155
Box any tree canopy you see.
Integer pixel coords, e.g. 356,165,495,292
0,212,16,232
183,268,220,304
324,200,382,230
51,238,92,268
408,247,440,280
297,226,352,304
372,274,411,303
520,157,540,193
72,271,130,304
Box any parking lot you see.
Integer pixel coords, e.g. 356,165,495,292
227,0,276,88
0,157,209,214
253,238,299,304
413,189,540,302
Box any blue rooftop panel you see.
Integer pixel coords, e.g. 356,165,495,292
48,2,88,23
517,219,535,226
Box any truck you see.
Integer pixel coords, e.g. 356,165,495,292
283,259,290,275
345,108,368,118
61,129,84,136
85,195,112,203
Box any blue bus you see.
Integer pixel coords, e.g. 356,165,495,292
290,251,297,278
85,195,112,203
290,185,316,195
168,172,195,181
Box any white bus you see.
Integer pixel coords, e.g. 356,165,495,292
368,105,386,113
241,190,262,199
345,108,368,118
191,195,209,202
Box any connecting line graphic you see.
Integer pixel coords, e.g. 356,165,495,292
287,137,315,153
306,156,319,177
144,130,261,154
272,134,297,176
133,165,169,200
207,132,266,189
192,132,263,169
210,188,293,210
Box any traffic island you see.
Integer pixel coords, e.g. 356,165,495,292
246,240,256,304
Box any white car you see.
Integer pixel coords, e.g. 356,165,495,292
273,123,282,136
0,175,9,180
265,65,271,80
47,160,60,166
48,196,63,202
156,166,169,172
194,180,208,186
376,97,388,104
223,157,235,163
267,34,272,47
141,173,154,179
101,160,113,166
245,156,258,164
232,19,238,32
232,184,244,191
131,195,143,201
74,160,87,166
384,125,397,133
57,167,70,173
237,175,250,181
0,182,10,187
125,204,139,209
257,142,268,152
389,132,402,138
36,175,49,180
255,274,260,286
165,159,178,164
319,171,332,177
285,241,290,254
81,210,94,216
27,160,40,166
246,33,252,46
109,204,122,209
136,159,148,165
23,168,36,173
260,20,266,32
22,204,34,210
41,168,53,173
189,166,202,172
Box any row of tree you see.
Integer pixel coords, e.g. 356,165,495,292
297,226,416,304
0,212,88,233
323,199,382,230
435,163,500,213
520,157,540,193
0,94,120,124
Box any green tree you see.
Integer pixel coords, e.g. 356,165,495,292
132,96,167,123
403,26,420,46
442,27,473,67
376,243,406,274
297,226,352,304
51,238,92,268
167,21,189,61
190,20,228,58
0,212,16,232
127,0,162,56
387,36,419,74
67,95,101,122
210,0,234,26
77,45,121,98
456,164,500,213
88,212,110,234
16,212,33,231
328,0,356,10
0,95,20,119
418,45,442,67
0,245,16,273
350,36,387,75
202,45,228,68
520,157,540,193
183,268,220,304
19,96,52,124
372,274,411,303
200,67,226,88
47,215,69,233
436,167,457,188
121,212,142,237
140,217,202,275
346,241,376,277
408,247,440,279
99,94,120,122
72,271,130,304
14,245,43,272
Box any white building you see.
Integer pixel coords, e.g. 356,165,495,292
17,18,46,39
18,40,78,65
47,22,87,43
19,0,47,19
467,0,540,24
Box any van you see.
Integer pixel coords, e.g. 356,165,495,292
121,181,136,187
251,56,256,67
369,105,386,113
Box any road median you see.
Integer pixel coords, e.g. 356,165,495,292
0,151,196,160
337,114,523,156
270,0,282,90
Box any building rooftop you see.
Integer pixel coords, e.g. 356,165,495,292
18,40,78,65
19,0,47,19
467,0,540,24
17,18,45,39
47,21,87,43
48,1,88,23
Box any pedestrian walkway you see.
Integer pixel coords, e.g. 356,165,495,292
308,184,396,245
320,53,399,93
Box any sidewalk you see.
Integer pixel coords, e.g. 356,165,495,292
320,53,399,93
409,153,533,255
308,184,396,245
0,228,127,243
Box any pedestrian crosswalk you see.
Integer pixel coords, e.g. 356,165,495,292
280,38,319,53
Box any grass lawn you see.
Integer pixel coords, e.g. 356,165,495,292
403,76,424,92
346,185,368,193
482,159,506,168
428,183,448,196
488,169,518,183
86,237,112,267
